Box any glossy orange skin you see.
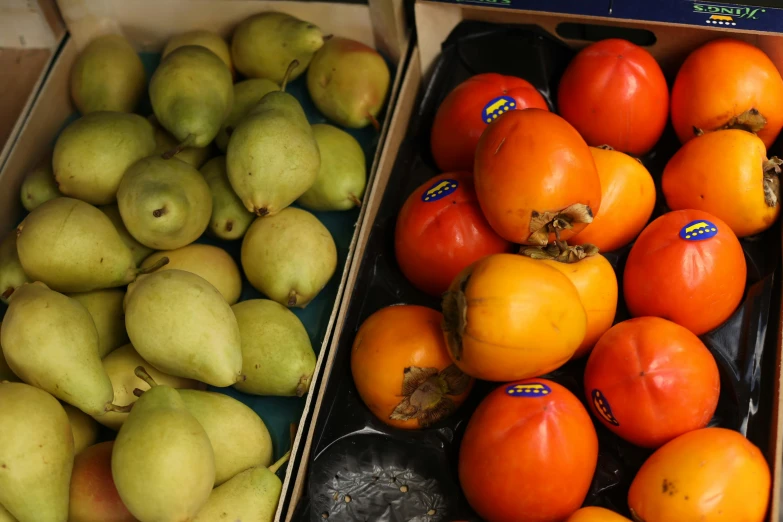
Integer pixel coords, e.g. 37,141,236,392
571,147,656,252
557,39,669,156
671,38,783,149
623,210,746,335
394,172,511,296
566,506,631,522
351,305,472,430
584,317,720,448
628,427,771,522
445,254,587,381
430,73,549,172
538,254,618,359
459,378,598,522
474,109,602,244
662,129,779,238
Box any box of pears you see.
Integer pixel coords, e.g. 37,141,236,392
0,1,410,522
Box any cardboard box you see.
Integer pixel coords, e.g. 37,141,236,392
0,1,409,520
290,1,783,520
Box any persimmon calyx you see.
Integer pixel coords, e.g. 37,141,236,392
520,240,599,263
441,268,471,361
527,203,594,246
763,157,782,208
693,107,768,137
389,364,471,427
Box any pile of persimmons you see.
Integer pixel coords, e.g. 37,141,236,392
349,36,780,522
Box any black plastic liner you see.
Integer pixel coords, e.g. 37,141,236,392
295,21,782,521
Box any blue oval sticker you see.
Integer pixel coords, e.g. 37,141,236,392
505,382,552,398
482,95,516,124
421,179,459,203
591,389,620,426
679,220,718,241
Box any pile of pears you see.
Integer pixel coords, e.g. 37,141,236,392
0,10,391,522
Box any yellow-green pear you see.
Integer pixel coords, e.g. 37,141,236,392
53,111,156,205
233,299,316,396
62,403,98,455
215,78,279,151
0,503,16,522
232,12,324,83
16,198,142,293
98,344,204,431
201,156,254,240
241,208,337,308
307,37,391,129
174,389,273,485
70,33,145,114
69,289,128,357
193,452,290,522
0,230,30,304
124,270,243,387
227,72,320,217
150,45,233,151
1,283,122,417
117,156,212,250
0,330,18,382
163,29,233,75
112,374,214,522
99,204,154,266
141,244,242,304
149,115,214,168
0,382,74,522
298,124,367,211
20,161,60,212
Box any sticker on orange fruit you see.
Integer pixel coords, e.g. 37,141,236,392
504,382,551,397
584,317,720,448
459,378,598,522
350,304,473,429
628,427,771,522
565,506,631,522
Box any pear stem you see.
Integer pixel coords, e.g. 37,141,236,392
134,366,159,388
133,388,145,398
368,113,381,132
348,194,362,208
105,403,134,413
137,256,169,276
269,451,292,474
287,290,298,307
2,287,14,300
281,60,300,93
162,134,196,160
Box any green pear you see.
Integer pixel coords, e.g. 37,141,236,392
226,69,320,217
53,111,156,205
194,452,290,522
70,33,146,114
149,45,233,151
20,161,60,212
117,156,212,250
16,198,142,292
1,282,122,417
0,503,16,522
216,78,279,151
241,207,337,307
149,115,214,169
140,244,242,304
99,204,154,266
124,270,243,387
163,30,233,74
0,382,73,522
0,230,30,304
62,403,98,456
231,12,323,83
174,388,272,485
201,156,254,240
232,299,316,396
69,289,128,358
98,344,203,431
307,37,391,129
298,124,367,211
0,328,18,382
112,374,214,522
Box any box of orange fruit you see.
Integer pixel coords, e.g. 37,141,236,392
285,3,783,522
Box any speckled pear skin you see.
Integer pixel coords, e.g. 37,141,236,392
201,156,254,240
216,78,279,152
20,161,60,212
193,461,284,522
0,230,30,304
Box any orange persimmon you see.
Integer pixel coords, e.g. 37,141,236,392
662,129,781,238
570,146,656,252
441,253,587,381
351,304,473,430
628,427,771,522
566,507,632,522
473,109,602,245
